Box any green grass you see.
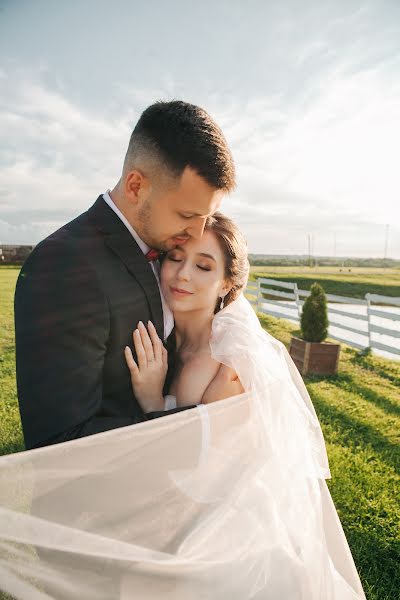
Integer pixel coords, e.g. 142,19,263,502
257,312,400,599
1,266,400,599
0,267,23,455
249,266,400,299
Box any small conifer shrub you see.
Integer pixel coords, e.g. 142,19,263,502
300,283,329,342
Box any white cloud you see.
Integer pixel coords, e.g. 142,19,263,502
1,38,400,258
0,69,134,243
218,55,400,257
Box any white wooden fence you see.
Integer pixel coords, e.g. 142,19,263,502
245,278,400,358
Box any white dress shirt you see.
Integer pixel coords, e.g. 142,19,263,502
102,191,174,340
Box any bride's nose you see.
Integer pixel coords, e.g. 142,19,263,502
176,261,191,282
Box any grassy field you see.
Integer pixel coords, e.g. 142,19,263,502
1,266,400,599
0,266,23,455
249,266,400,299
259,313,400,599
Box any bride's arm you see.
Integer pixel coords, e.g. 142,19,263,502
201,364,244,404
174,355,220,407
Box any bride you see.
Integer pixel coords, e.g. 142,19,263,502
0,213,366,599
124,211,247,412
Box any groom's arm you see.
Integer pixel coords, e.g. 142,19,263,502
35,407,196,448
145,405,196,419
15,237,113,450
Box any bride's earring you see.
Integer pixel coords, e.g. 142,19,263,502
220,295,225,310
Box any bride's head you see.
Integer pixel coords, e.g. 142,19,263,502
160,212,249,317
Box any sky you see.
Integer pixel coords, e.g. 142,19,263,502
1,0,400,258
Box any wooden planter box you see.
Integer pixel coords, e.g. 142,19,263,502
289,337,340,376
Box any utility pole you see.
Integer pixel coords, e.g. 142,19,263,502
308,234,312,268
312,234,317,268
383,224,389,269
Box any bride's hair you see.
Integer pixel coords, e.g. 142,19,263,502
204,212,250,313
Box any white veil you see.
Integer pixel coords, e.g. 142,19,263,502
0,295,365,599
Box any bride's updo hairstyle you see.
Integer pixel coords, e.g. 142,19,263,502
204,212,250,313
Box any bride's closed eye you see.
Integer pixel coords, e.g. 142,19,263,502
166,254,211,272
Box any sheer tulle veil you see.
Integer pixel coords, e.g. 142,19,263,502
0,294,365,599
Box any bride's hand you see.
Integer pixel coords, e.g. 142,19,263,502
201,364,244,404
124,321,168,413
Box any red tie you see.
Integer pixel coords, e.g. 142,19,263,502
145,248,160,262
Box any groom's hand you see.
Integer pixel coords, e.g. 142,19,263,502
124,320,167,413
201,365,244,404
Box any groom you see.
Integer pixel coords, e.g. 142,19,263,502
15,100,236,450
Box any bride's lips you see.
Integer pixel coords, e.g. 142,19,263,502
170,286,193,297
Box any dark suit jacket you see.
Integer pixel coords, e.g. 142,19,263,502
15,196,189,450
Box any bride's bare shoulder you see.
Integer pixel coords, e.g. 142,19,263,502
175,353,220,406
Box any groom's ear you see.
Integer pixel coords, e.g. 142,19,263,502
124,169,151,205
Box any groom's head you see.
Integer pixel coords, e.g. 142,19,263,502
115,100,235,251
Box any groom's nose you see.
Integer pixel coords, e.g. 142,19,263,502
186,216,206,240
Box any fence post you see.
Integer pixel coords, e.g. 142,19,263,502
294,283,301,319
365,293,372,348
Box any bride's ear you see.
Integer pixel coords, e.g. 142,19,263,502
219,282,231,298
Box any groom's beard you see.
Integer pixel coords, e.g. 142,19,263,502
137,203,190,251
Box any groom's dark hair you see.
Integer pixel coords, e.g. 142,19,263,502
123,100,236,191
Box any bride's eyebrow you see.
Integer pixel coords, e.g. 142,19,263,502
197,252,216,262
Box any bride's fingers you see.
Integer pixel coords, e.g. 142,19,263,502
147,320,162,362
162,345,168,367
137,321,155,363
133,328,147,369
124,346,139,379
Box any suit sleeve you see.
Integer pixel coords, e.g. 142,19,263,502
145,406,196,420
35,406,196,448
15,238,116,449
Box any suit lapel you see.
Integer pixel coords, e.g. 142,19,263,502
87,196,164,340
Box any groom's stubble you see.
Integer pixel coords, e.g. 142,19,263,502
134,167,224,251
137,196,186,251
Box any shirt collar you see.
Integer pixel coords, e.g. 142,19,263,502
102,191,150,255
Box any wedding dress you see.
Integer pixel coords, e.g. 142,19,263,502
0,294,366,599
